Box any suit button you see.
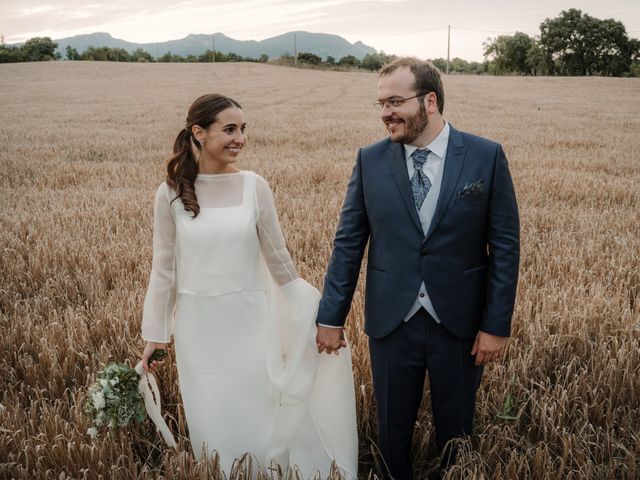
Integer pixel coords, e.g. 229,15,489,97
419,293,425,298
420,249,427,256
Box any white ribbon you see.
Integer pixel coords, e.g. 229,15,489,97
135,362,177,448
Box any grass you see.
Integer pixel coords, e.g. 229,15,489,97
0,61,639,479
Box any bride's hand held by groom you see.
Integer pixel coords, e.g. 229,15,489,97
141,342,168,372
316,325,348,355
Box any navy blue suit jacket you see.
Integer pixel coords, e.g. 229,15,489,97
316,125,520,340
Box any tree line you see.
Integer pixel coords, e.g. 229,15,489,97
0,36,395,71
2,9,638,76
483,9,640,76
0,38,482,74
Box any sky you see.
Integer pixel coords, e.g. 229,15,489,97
2,0,639,61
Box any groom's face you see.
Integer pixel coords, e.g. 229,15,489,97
377,67,428,145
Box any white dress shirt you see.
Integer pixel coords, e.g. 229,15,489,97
401,121,450,324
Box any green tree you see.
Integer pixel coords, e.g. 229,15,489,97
483,32,537,74
297,52,321,65
227,52,244,61
0,44,23,63
214,51,229,62
525,42,548,75
198,49,215,62
198,50,233,62
65,45,80,60
361,52,394,71
338,55,360,67
130,48,154,62
539,8,637,76
107,47,129,62
259,53,269,63
159,51,185,62
324,55,335,65
81,46,106,61
429,57,484,75
22,37,58,61
361,53,382,71
431,58,447,72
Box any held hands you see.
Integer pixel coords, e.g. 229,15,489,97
316,325,348,355
471,331,508,366
141,342,168,372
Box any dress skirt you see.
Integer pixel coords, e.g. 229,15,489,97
173,290,275,471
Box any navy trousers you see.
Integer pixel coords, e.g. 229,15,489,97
369,308,483,480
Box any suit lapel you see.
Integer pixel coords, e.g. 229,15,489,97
425,125,466,241
386,141,423,233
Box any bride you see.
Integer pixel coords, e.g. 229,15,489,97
139,94,358,478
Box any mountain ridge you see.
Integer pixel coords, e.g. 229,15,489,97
53,31,377,60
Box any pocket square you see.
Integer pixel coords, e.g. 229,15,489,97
457,179,485,198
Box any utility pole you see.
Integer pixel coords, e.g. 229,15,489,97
212,34,215,63
446,25,450,74
294,33,297,65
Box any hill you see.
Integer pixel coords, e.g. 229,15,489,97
53,31,377,60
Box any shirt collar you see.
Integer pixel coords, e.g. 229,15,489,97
404,121,450,160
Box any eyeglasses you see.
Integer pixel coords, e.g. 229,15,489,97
373,92,431,110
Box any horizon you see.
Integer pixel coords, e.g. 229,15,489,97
2,0,639,62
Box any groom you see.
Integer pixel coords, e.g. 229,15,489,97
316,57,520,479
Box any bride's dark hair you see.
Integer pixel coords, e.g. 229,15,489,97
166,94,242,218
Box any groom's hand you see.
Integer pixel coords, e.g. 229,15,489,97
316,325,347,355
471,331,508,366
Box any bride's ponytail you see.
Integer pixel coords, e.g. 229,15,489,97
166,128,199,217
165,94,242,218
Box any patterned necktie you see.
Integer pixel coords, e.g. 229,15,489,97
410,148,432,211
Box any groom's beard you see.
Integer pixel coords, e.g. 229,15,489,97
385,102,429,144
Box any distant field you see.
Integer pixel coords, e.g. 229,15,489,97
1,62,639,479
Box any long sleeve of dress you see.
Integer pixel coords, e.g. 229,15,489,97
255,175,298,287
141,183,177,343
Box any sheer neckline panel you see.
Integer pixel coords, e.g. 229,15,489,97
194,172,247,208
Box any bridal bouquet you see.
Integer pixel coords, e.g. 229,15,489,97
84,350,176,447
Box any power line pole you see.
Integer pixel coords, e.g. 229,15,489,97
294,33,297,65
446,25,450,74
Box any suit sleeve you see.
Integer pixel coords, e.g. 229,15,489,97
316,149,370,328
481,145,520,337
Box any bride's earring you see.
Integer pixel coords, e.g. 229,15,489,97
199,138,205,146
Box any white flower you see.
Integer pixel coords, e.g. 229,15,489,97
95,410,106,426
91,389,106,410
110,378,119,386
87,427,98,438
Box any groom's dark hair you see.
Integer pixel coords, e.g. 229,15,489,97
379,57,445,115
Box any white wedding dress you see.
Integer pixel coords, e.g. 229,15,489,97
141,171,358,479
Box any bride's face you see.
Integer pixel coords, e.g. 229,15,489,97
200,106,246,165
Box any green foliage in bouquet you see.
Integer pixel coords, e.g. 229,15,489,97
84,349,167,437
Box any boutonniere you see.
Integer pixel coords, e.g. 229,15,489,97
457,179,485,198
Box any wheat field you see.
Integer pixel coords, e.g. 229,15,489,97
0,62,639,480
